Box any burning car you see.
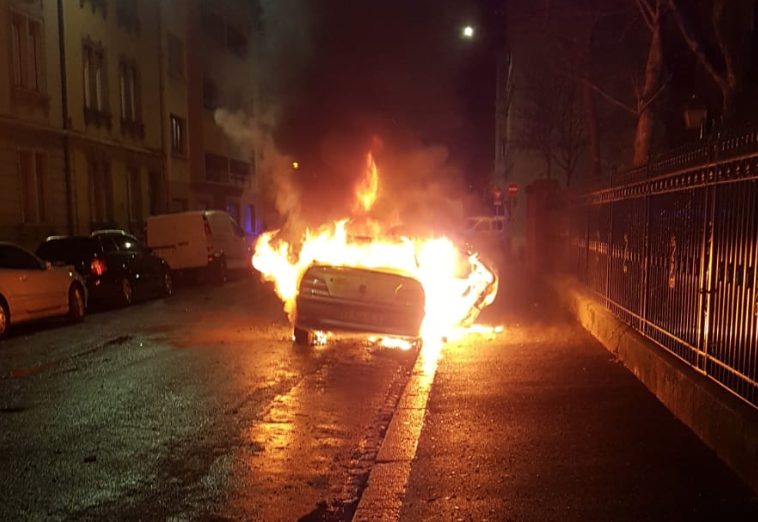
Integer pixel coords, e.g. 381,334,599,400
293,264,425,346
252,152,500,349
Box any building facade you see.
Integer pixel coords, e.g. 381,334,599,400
0,0,68,246
162,0,259,234
0,0,260,249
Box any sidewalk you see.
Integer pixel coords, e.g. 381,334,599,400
398,271,758,521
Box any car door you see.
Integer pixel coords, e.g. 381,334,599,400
0,244,58,318
109,234,150,287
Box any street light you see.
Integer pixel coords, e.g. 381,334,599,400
461,25,475,39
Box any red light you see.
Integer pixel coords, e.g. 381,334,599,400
90,258,107,276
507,184,518,194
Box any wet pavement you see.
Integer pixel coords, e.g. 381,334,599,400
0,278,415,521
399,271,758,521
2,269,757,521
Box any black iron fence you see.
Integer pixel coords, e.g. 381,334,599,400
569,131,758,408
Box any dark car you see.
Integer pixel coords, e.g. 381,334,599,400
36,231,173,307
294,264,425,346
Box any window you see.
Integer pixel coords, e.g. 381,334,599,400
244,204,256,234
83,40,110,127
18,151,46,223
226,201,240,223
128,168,142,222
116,0,140,32
205,153,228,182
0,245,43,270
230,160,249,185
10,12,45,93
119,60,140,122
110,234,142,252
202,79,218,110
88,159,113,224
148,171,161,215
170,115,186,156
167,33,184,78
119,59,143,137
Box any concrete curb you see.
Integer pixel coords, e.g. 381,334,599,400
352,347,439,521
551,276,758,494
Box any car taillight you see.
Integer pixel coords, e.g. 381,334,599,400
90,258,107,276
300,276,329,296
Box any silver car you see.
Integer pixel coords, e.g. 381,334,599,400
294,264,425,346
0,242,87,338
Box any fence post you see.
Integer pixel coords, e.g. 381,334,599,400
640,194,651,334
697,185,716,374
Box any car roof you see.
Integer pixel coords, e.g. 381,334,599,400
91,229,129,236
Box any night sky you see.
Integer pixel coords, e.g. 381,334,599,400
272,0,504,193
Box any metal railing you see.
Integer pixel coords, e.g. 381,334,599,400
569,130,758,408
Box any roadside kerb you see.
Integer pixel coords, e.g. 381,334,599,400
551,275,758,494
352,346,439,521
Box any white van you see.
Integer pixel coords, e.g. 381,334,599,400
146,210,250,282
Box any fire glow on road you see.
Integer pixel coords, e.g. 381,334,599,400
252,152,500,349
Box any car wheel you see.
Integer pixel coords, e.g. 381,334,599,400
0,300,9,339
68,285,86,323
293,327,312,346
120,278,134,306
162,270,174,297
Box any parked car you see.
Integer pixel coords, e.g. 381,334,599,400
145,210,251,283
293,264,426,346
0,242,86,338
36,231,173,307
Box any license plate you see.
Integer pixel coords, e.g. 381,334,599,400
344,309,383,325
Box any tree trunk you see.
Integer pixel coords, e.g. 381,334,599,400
633,24,663,167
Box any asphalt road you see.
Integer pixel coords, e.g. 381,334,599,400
0,277,415,521
2,270,756,521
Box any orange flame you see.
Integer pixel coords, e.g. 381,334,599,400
355,152,379,212
252,154,500,347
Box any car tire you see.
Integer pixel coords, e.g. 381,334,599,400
68,285,86,323
0,299,9,339
120,278,134,306
162,270,174,297
293,327,312,346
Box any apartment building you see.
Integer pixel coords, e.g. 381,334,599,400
0,0,260,248
0,0,68,246
62,0,163,236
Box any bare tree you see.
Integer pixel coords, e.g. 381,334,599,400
513,71,587,185
554,80,588,186
668,0,756,121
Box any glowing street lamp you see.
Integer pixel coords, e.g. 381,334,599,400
461,25,475,39
292,161,299,170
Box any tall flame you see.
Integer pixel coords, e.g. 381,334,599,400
355,152,379,212
252,152,499,346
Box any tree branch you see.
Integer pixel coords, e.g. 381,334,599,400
638,74,671,114
634,0,655,31
667,0,728,91
577,76,637,115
